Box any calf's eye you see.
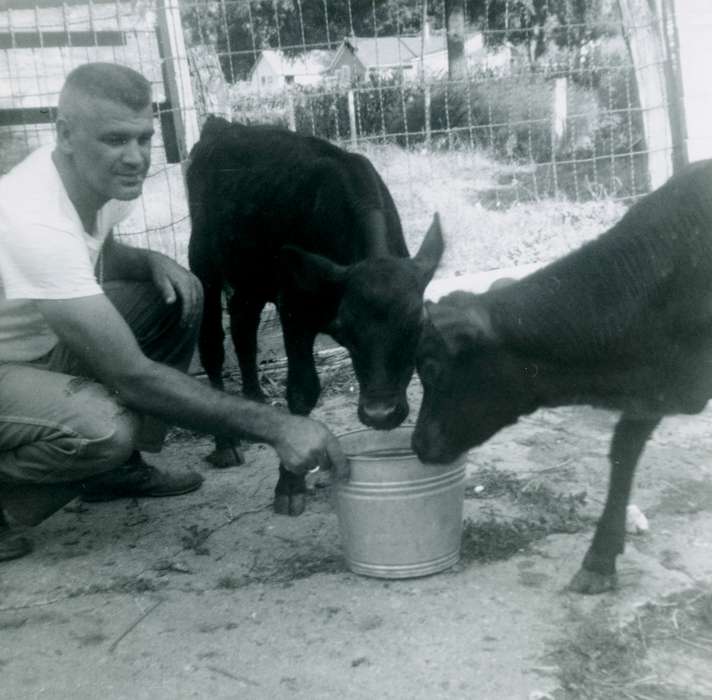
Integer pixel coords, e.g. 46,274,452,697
418,359,441,386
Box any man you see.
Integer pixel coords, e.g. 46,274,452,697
0,62,347,562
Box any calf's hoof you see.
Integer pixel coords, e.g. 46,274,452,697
274,469,307,516
566,567,618,595
273,492,306,516
205,445,245,469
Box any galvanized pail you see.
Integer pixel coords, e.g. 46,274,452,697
335,426,466,579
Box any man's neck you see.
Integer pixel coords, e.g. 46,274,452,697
51,149,106,234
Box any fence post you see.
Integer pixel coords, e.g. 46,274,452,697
445,0,466,81
156,0,201,161
424,81,432,149
551,77,568,151
286,87,297,131
669,0,712,162
617,0,674,188
347,89,358,148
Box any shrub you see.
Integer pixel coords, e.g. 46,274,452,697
225,44,643,168
392,72,557,161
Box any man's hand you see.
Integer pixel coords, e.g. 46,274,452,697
273,415,349,481
148,251,203,328
101,236,203,329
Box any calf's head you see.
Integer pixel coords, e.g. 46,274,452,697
412,292,537,463
280,214,444,430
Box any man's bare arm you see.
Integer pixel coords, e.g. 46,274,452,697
100,233,202,327
36,294,347,478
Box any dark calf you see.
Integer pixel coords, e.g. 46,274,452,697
412,159,712,594
188,117,443,515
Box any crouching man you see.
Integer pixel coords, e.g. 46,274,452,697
0,62,346,561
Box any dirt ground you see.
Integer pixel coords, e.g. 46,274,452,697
1,371,712,700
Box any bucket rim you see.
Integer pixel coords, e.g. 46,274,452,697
336,424,465,466
336,424,417,462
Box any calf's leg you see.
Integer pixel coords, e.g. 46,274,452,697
274,464,308,517
568,414,660,594
281,323,321,417
195,280,244,468
197,279,226,391
274,319,320,516
194,279,244,468
229,292,267,403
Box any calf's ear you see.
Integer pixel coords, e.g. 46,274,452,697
413,213,445,290
280,245,347,300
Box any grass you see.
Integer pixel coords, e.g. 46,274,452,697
109,142,628,282
358,143,627,278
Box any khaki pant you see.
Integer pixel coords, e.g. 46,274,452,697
0,280,201,524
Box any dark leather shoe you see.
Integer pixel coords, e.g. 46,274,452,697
0,512,33,562
81,454,203,503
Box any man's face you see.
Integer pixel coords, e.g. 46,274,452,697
65,96,154,202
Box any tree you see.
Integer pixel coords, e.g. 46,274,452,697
467,0,619,68
181,0,444,81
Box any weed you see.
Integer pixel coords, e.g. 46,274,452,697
65,576,162,597
461,516,542,562
181,524,212,556
461,467,590,563
216,575,244,590
552,588,712,700
553,604,647,700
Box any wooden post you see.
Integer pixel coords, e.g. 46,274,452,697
286,87,297,131
659,0,687,171
424,81,432,148
156,0,201,161
347,89,358,148
617,0,674,188
551,77,568,152
445,0,466,81
420,0,428,79
670,0,712,162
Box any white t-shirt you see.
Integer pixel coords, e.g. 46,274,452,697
0,145,134,362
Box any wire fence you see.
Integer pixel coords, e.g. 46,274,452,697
0,0,706,275
181,0,673,203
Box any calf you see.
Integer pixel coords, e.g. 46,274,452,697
412,159,712,594
188,117,443,515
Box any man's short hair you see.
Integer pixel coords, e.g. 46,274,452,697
58,62,152,117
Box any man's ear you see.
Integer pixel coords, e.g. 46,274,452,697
55,116,74,156
279,245,348,300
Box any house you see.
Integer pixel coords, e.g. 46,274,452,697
330,25,511,81
248,48,337,91
249,24,512,91
247,26,512,92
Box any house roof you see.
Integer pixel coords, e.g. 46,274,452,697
250,48,336,79
248,28,488,80
399,34,448,57
347,31,480,68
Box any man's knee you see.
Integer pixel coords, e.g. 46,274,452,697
83,408,141,472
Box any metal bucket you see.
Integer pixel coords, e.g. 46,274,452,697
335,426,465,579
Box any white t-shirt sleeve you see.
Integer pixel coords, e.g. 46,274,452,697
0,215,102,300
